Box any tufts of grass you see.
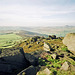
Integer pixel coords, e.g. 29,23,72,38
38,55,66,69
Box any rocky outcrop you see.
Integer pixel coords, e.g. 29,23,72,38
63,33,75,53
17,65,37,75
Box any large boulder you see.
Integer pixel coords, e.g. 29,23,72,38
0,47,28,74
63,33,75,53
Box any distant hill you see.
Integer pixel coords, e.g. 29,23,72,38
25,26,75,37
16,30,48,37
0,26,75,37
0,27,48,37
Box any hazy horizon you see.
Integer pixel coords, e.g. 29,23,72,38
0,0,75,27
0,25,75,27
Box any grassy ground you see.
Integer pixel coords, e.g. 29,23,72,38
20,41,44,53
0,34,22,48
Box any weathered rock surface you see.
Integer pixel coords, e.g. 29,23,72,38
17,65,37,75
0,64,12,73
63,33,75,53
25,53,38,66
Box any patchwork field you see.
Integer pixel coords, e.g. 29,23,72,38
0,34,22,48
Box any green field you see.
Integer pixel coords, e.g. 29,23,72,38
0,34,22,48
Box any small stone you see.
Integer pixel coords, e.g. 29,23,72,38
51,54,57,59
37,68,51,75
43,42,51,51
43,68,51,75
60,61,69,71
43,47,50,51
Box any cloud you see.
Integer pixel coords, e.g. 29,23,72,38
0,0,75,26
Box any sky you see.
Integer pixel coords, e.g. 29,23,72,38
0,0,75,27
